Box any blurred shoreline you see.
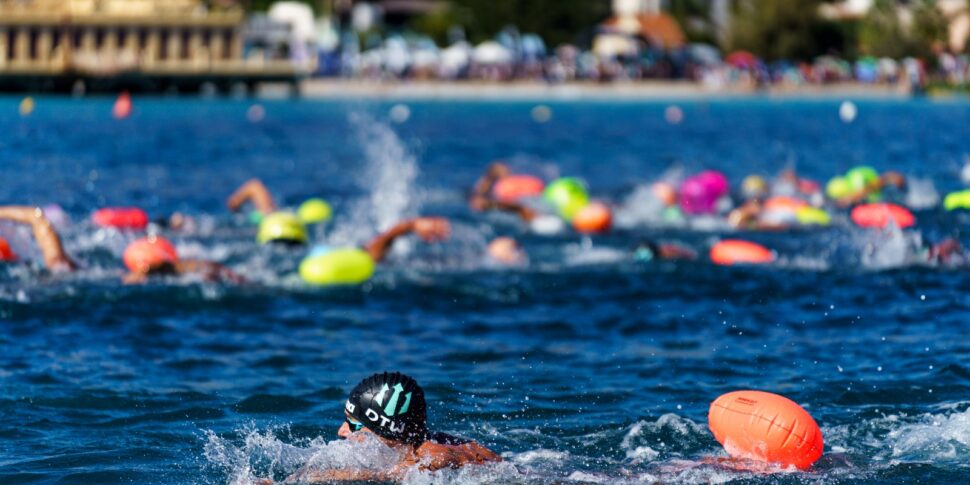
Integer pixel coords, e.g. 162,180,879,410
295,79,917,100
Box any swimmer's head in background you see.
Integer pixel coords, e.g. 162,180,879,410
634,241,660,262
345,372,428,444
488,237,525,265
257,212,307,245
297,198,333,225
741,175,769,200
123,236,178,273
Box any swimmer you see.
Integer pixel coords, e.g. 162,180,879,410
227,178,277,219
0,206,77,271
271,372,500,484
727,199,791,231
634,240,697,261
926,238,964,265
121,236,244,284
299,217,450,285
469,162,539,222
487,237,526,265
833,171,907,207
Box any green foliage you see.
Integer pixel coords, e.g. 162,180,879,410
669,0,717,44
446,0,612,46
859,0,949,59
727,0,832,61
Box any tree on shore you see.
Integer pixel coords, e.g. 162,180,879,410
859,0,949,59
727,0,845,61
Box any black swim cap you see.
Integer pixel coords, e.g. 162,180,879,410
345,372,428,444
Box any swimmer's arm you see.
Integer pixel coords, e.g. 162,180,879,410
175,260,246,284
281,468,397,483
469,162,510,210
0,206,76,271
227,178,276,215
364,217,451,263
657,243,697,261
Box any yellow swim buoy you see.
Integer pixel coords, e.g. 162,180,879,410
299,247,375,285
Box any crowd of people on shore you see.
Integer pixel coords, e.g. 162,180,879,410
307,31,970,94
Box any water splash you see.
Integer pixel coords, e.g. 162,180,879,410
327,112,420,247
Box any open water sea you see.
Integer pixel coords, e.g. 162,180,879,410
0,97,969,484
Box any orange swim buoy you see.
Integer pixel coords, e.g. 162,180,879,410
709,390,824,470
123,236,178,273
113,91,132,119
710,240,774,266
493,175,545,203
93,207,149,230
572,202,612,234
764,196,808,214
0,237,17,262
851,203,915,229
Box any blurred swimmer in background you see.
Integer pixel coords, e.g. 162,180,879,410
268,372,500,484
0,206,242,283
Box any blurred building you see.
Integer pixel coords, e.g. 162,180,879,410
594,0,685,58
0,0,305,92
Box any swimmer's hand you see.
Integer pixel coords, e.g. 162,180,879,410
282,468,395,483
412,217,451,242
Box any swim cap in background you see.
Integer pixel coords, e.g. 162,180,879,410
543,177,589,220
572,201,612,234
845,166,879,191
93,207,149,230
795,206,832,226
345,372,428,444
123,236,178,273
825,176,852,200
0,237,17,262
943,190,970,211
298,198,333,224
299,247,374,285
741,175,768,199
257,212,307,244
493,175,545,203
248,211,265,225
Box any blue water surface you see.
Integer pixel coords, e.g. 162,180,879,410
1,96,969,484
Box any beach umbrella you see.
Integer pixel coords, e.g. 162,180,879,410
473,41,512,65
726,50,757,69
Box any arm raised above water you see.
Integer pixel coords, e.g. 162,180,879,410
0,206,76,271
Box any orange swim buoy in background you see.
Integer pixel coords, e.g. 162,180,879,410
493,175,545,203
123,236,178,273
851,203,915,229
572,201,612,234
764,196,808,214
113,91,132,119
709,390,824,470
710,240,774,266
0,237,17,262
93,207,149,230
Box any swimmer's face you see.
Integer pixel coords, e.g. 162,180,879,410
338,412,370,440
487,237,524,265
